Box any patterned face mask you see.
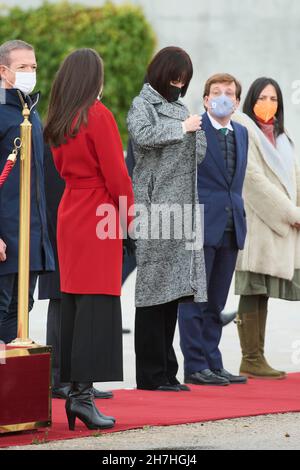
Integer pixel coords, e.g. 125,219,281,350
209,94,235,118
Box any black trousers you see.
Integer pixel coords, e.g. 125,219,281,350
135,300,179,390
0,272,38,343
60,293,123,383
179,231,238,373
46,299,70,388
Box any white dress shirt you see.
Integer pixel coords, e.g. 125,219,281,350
207,112,233,132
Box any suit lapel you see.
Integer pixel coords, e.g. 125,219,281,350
202,112,230,185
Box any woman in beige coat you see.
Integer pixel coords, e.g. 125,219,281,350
233,77,300,380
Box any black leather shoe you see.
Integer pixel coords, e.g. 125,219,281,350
52,385,71,399
168,377,191,391
176,384,191,391
184,369,230,386
212,368,248,384
220,311,237,326
155,384,181,392
92,388,114,399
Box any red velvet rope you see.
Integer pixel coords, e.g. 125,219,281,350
0,160,15,188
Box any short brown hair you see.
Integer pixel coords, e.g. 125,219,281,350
203,73,242,100
147,46,193,101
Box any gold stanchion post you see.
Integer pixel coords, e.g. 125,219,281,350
0,102,52,434
9,104,35,346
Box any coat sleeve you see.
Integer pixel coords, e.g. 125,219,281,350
126,138,136,178
244,137,300,237
89,104,134,233
127,97,184,149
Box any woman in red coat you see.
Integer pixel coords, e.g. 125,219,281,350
44,48,134,431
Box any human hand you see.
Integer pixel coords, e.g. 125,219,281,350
0,238,7,262
184,115,202,133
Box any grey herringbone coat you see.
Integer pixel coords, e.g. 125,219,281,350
127,84,207,307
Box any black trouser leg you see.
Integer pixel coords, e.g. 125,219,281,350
135,300,179,390
60,294,76,384
165,301,179,385
46,299,70,388
0,272,38,344
0,274,15,344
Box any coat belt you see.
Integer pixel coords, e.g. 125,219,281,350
65,176,105,189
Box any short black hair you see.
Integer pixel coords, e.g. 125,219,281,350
147,46,193,101
243,77,285,137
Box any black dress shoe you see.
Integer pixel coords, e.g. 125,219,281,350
168,377,191,391
176,384,191,391
155,384,181,392
220,311,237,326
212,368,248,384
184,369,230,386
92,388,114,399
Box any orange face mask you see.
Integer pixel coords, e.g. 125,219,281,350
253,100,278,123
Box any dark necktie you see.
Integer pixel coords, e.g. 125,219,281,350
219,128,228,136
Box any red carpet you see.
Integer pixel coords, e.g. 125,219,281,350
1,373,300,448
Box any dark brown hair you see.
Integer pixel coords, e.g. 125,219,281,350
147,46,193,101
44,48,103,147
243,77,286,138
203,73,242,100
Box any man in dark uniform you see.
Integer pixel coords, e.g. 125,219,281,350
0,40,54,343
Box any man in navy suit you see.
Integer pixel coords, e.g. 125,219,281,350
178,74,248,386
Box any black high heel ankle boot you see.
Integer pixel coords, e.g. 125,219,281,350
66,382,115,431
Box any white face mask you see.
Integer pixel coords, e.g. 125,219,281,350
14,71,36,95
4,67,36,95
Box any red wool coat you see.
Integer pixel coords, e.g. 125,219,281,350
52,100,134,295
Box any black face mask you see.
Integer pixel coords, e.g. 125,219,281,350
168,85,182,102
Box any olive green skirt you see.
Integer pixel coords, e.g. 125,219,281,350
235,270,300,300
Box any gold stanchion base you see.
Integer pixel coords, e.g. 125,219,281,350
0,345,52,434
8,338,37,348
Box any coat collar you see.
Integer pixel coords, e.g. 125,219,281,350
139,83,164,105
0,87,40,110
139,83,188,121
233,111,296,201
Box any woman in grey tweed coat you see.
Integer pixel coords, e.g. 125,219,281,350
127,47,207,391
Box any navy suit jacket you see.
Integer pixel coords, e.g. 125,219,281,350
198,112,248,249
0,89,54,275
